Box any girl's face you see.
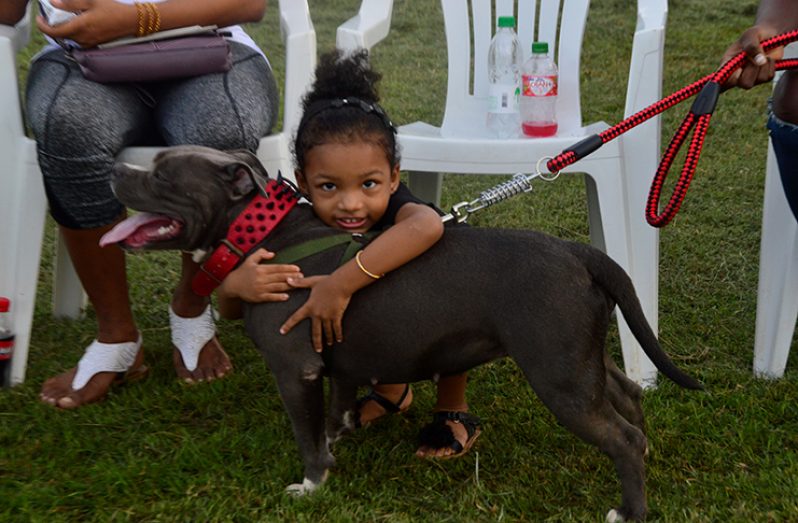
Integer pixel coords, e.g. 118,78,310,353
296,141,399,233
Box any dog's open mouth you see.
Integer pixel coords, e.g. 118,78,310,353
100,212,184,249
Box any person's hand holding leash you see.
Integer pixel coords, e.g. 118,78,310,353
722,24,784,89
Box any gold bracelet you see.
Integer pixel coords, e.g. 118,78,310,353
134,2,147,37
355,250,383,280
145,2,161,35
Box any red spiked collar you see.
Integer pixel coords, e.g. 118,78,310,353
191,178,300,296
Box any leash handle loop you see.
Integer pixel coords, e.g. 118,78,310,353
542,31,798,227
645,29,798,227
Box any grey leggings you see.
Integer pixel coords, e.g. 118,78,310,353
26,41,279,229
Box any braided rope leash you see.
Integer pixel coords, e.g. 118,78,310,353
544,30,798,228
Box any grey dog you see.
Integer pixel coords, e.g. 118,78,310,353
103,145,702,522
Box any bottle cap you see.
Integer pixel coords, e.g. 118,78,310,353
497,16,515,28
532,41,549,54
0,297,9,313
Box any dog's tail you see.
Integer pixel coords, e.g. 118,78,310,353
579,245,703,390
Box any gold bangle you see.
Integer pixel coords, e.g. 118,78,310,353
145,2,161,35
134,2,147,37
355,250,383,280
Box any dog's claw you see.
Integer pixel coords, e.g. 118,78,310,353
606,509,624,523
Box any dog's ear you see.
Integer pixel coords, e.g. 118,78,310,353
226,149,270,179
225,163,257,198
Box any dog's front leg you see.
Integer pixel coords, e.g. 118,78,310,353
271,361,335,495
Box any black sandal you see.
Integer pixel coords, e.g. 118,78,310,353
354,384,412,428
417,411,482,459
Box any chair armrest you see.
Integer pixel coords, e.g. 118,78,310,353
336,0,393,51
278,0,316,134
624,0,668,116
636,0,667,34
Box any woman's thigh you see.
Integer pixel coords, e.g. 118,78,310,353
26,50,153,228
155,42,279,152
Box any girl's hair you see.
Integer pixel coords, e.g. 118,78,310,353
293,49,400,172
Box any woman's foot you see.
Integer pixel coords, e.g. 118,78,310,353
170,304,232,383
40,337,147,409
356,383,413,427
416,411,482,459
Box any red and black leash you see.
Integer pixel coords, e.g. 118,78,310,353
544,30,798,228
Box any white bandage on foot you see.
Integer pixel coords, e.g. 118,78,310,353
72,335,142,390
169,304,216,372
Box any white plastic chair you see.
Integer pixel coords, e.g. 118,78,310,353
0,0,317,385
394,0,666,386
336,0,394,51
753,43,798,379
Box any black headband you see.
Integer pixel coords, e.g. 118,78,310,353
295,96,397,142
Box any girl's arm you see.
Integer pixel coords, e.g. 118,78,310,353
38,0,266,48
216,248,302,320
280,202,444,352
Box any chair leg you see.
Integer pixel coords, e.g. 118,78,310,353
6,141,48,385
408,171,443,206
754,145,798,379
52,231,87,319
585,166,658,388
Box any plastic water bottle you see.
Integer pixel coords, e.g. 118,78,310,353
520,41,558,137
487,16,522,138
0,297,14,388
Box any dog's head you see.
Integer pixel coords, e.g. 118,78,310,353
101,145,268,252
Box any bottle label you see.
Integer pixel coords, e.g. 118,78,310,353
487,83,520,113
522,74,558,97
0,336,13,360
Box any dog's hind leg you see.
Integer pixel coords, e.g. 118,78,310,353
526,372,649,521
604,355,646,435
326,378,358,443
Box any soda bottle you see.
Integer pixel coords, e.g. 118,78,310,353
520,41,558,137
0,297,14,388
487,16,522,138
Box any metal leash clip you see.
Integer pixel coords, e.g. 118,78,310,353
442,162,560,223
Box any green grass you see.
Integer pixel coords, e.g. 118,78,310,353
3,0,798,521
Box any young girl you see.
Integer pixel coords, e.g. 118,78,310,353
218,49,481,459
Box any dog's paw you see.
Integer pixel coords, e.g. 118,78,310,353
605,509,624,523
285,477,322,496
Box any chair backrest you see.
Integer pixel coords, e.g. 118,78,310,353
440,0,588,136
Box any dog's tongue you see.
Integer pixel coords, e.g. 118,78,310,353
100,212,175,247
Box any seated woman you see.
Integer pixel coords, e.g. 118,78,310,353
3,0,279,408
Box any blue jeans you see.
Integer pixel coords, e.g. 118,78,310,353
767,111,798,222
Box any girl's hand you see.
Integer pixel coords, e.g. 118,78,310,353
279,275,352,352
220,248,302,303
37,0,136,48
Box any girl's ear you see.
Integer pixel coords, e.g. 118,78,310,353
389,163,401,194
295,170,310,198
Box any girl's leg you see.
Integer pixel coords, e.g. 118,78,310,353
358,383,413,426
26,52,151,407
416,373,477,458
155,43,278,381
